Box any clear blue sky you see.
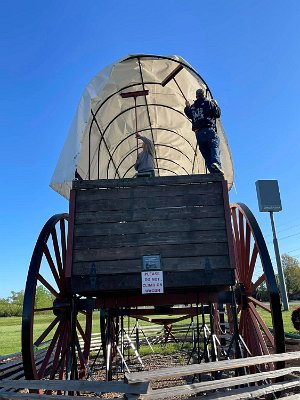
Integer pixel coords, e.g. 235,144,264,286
1,0,300,298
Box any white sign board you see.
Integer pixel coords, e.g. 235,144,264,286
141,271,164,294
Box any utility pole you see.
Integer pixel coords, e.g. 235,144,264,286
255,180,289,311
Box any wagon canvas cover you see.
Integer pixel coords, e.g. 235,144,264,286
50,54,234,199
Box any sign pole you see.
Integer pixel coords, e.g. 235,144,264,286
269,211,289,311
255,179,289,311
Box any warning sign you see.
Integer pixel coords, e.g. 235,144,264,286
141,270,164,294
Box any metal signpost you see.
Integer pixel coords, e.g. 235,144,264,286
255,180,289,311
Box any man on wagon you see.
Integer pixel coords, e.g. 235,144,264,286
184,88,223,175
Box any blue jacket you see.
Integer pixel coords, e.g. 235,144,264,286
184,98,221,132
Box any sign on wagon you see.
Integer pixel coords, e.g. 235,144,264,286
141,255,164,294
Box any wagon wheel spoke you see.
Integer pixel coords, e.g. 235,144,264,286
77,311,92,358
60,219,67,288
50,227,65,282
76,320,86,340
36,273,60,298
245,244,259,288
58,324,69,380
34,306,56,312
49,325,66,380
244,224,251,273
43,244,64,293
249,310,271,360
37,319,65,379
246,311,262,355
249,303,274,347
238,210,246,281
75,332,90,379
250,273,266,292
34,315,60,347
231,209,242,281
248,296,271,313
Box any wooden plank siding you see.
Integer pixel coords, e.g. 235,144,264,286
68,174,235,295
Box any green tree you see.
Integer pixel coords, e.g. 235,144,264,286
0,298,10,317
257,282,269,301
8,290,24,306
0,291,24,317
0,287,53,317
281,254,300,296
35,285,54,309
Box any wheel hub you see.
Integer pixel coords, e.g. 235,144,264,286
52,297,72,316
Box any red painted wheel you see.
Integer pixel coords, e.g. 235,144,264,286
22,214,92,381
230,203,285,365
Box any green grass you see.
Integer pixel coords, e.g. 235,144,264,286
0,305,299,356
0,316,22,356
256,305,300,335
0,313,102,356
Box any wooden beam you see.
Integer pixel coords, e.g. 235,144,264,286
135,372,300,399
161,65,183,87
120,90,149,98
125,350,300,383
0,379,149,394
72,174,224,190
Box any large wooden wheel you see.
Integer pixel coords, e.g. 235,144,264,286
22,214,92,381
230,203,285,363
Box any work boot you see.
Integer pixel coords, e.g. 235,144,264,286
211,163,224,175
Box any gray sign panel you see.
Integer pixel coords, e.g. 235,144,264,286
255,180,282,212
142,255,161,271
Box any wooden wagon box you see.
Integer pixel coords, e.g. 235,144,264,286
66,174,235,297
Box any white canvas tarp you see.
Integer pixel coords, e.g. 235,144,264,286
50,54,233,199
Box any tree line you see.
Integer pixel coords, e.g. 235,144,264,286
258,253,300,301
0,286,53,317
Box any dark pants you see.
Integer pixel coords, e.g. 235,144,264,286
195,128,221,173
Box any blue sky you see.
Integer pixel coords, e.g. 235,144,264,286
1,0,300,298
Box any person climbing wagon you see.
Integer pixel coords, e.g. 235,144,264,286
134,133,155,177
184,88,223,175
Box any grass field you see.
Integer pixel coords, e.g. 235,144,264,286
0,305,299,356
